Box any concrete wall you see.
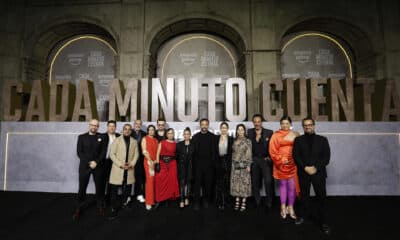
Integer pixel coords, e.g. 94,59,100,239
0,1,399,194
0,121,399,195
0,0,400,119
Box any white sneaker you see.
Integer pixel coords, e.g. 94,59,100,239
145,204,152,210
137,195,145,203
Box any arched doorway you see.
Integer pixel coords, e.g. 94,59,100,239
281,32,353,79
157,33,239,121
280,31,354,118
48,35,117,121
148,19,246,121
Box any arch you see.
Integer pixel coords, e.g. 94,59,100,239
279,17,376,78
48,35,117,84
147,18,247,78
24,17,118,82
282,32,354,79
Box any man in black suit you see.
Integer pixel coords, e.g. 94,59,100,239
102,120,120,205
293,117,331,234
131,119,147,203
192,118,218,210
73,119,107,220
247,114,274,212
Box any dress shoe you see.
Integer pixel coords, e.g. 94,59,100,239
72,209,80,220
109,209,118,220
98,207,105,217
152,202,160,210
321,224,331,234
203,200,209,209
266,201,272,210
295,217,304,225
123,197,132,206
193,203,200,211
122,203,132,210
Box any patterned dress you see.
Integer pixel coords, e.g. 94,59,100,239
230,137,252,197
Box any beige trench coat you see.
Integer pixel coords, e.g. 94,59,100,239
109,136,139,185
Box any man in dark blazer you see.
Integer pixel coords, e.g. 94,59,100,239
102,120,120,205
131,119,147,203
247,114,274,212
293,117,331,234
73,119,107,220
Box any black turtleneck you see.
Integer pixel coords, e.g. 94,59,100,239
304,133,315,165
123,136,130,163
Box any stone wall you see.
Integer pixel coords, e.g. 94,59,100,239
1,0,399,120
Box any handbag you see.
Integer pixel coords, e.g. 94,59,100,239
154,162,160,173
233,161,247,170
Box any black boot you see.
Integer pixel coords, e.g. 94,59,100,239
109,208,118,220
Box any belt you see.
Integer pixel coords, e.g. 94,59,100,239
161,155,175,163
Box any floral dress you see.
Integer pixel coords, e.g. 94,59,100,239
230,138,252,197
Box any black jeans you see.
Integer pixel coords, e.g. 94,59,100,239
297,172,327,224
110,183,132,210
134,156,145,196
77,166,105,209
251,157,274,207
104,158,113,202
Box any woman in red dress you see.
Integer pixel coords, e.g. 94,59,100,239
142,125,158,210
155,128,180,203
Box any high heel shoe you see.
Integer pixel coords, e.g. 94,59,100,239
280,206,287,219
240,201,246,212
287,206,297,220
234,199,240,210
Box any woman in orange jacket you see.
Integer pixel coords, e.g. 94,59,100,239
269,116,300,220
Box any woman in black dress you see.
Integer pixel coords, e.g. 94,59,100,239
216,122,234,210
176,127,194,208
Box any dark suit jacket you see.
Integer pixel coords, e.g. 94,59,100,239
215,135,234,158
131,130,146,144
215,135,234,172
176,140,194,164
77,132,106,168
293,133,331,178
247,127,273,158
102,132,121,159
131,130,146,157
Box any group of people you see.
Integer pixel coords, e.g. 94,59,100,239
72,115,331,234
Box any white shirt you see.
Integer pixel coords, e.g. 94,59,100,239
106,133,116,159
